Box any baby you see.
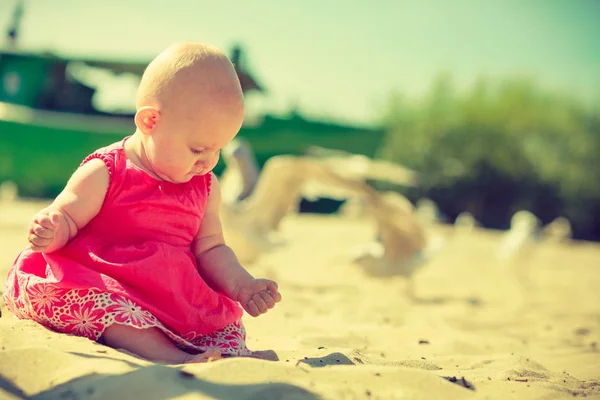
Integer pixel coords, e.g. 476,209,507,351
2,42,281,364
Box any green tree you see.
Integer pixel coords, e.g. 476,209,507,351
379,75,600,239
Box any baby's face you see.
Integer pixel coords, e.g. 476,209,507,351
147,92,244,183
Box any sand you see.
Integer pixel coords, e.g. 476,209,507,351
1,200,599,399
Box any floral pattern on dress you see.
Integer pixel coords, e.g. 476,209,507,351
27,285,66,318
4,286,250,356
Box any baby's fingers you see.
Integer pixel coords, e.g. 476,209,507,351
265,280,279,293
35,213,55,230
251,294,269,314
49,212,61,226
28,234,53,251
266,285,282,303
245,300,260,317
259,291,276,309
31,223,54,239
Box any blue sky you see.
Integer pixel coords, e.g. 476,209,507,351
1,0,599,125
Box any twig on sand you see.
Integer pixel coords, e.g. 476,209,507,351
443,376,475,390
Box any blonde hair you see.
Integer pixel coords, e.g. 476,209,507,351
135,42,238,110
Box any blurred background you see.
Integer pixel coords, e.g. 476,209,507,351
1,0,599,240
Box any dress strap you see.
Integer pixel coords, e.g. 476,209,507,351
79,139,125,193
80,151,116,181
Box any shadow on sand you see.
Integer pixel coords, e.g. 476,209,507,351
25,365,322,400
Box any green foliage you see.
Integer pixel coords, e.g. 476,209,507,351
379,75,600,239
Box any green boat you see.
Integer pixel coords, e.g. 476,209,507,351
0,47,383,198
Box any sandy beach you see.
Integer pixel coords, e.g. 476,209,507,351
1,200,599,399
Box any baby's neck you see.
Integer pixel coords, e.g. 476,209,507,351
124,133,163,180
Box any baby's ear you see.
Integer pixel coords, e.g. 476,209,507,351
134,106,160,135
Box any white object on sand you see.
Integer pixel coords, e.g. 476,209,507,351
541,217,572,243
0,181,18,203
351,190,428,278
221,155,347,263
454,211,479,233
305,146,419,187
219,138,260,205
415,198,444,226
221,155,428,267
301,146,419,210
497,210,541,260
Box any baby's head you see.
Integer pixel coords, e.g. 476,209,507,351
134,42,244,183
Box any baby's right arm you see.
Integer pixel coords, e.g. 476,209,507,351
28,159,109,253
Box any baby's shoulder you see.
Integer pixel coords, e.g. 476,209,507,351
79,140,125,178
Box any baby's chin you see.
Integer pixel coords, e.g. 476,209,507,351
173,175,195,184
178,171,208,183
159,170,208,184
155,171,193,184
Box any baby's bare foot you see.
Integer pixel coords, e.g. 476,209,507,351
184,348,221,363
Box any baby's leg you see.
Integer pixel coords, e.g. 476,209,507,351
101,324,220,364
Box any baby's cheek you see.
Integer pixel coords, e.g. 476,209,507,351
211,153,220,168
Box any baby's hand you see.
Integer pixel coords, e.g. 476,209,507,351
233,278,282,317
28,209,61,252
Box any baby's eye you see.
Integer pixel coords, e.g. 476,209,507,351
190,148,205,155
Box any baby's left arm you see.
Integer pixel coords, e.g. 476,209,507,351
192,174,281,316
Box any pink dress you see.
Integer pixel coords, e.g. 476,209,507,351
2,138,250,356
